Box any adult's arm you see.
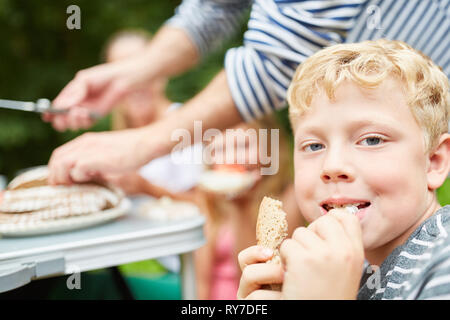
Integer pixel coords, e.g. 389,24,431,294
48,25,200,131
48,0,251,131
225,0,366,121
166,0,252,58
48,70,243,184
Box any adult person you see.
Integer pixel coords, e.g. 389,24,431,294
45,0,449,185
102,29,205,197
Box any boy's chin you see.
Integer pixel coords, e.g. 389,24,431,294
361,231,390,254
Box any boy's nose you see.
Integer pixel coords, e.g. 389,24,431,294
321,171,352,182
320,152,355,183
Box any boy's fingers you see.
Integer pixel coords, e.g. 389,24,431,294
328,209,362,236
328,210,364,251
291,226,324,249
238,263,284,299
280,238,305,266
245,290,282,300
238,245,274,271
308,214,347,246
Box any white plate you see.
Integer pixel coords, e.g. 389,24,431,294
138,196,201,222
0,198,131,237
197,170,257,198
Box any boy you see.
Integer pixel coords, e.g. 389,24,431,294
237,40,450,300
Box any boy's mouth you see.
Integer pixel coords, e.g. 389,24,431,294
320,199,371,216
322,201,370,212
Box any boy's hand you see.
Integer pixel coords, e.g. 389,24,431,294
237,246,284,300
280,209,364,299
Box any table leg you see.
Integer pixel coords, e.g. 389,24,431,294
180,252,197,300
110,267,134,300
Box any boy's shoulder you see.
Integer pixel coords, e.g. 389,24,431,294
422,205,450,240
406,205,450,263
427,204,450,253
438,205,450,227
361,206,450,300
400,205,450,299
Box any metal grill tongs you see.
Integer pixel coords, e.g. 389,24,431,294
0,98,100,119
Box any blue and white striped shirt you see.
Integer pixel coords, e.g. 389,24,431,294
166,0,450,122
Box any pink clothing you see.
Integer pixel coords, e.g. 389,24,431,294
209,224,239,300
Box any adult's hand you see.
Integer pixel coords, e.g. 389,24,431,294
44,26,200,132
47,70,243,186
44,55,155,132
47,126,156,185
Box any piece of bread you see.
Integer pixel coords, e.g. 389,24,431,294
0,185,120,213
256,196,288,291
0,167,124,225
7,166,49,190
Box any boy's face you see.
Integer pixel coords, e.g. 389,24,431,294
293,78,434,250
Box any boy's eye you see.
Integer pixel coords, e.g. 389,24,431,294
360,136,384,146
304,143,324,152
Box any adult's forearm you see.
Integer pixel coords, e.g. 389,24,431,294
140,25,200,82
165,0,252,58
138,69,243,161
47,71,242,185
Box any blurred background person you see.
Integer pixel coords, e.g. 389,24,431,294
102,29,204,200
101,29,206,276
195,116,305,299
105,30,172,130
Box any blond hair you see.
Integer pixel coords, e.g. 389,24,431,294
287,39,449,152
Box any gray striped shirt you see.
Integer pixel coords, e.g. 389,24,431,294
358,205,450,300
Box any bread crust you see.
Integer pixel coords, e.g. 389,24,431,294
7,166,49,190
0,167,123,224
256,196,288,291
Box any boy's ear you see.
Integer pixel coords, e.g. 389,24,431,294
427,133,450,190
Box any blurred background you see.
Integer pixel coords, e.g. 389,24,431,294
0,0,253,179
0,0,247,300
0,0,448,300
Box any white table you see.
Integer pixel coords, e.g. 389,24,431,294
0,197,206,299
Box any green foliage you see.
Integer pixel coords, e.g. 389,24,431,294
437,179,450,206
119,259,167,276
